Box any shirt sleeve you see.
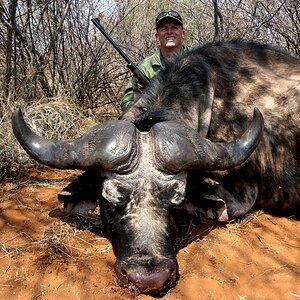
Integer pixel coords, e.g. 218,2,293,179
121,79,134,111
121,76,144,111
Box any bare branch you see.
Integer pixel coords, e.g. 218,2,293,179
212,0,223,42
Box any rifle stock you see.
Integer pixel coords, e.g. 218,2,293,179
91,18,150,88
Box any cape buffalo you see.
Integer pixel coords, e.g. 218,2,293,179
12,40,299,295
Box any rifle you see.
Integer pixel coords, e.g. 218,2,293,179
91,18,150,88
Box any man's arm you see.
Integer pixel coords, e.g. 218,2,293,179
121,79,134,111
121,77,143,111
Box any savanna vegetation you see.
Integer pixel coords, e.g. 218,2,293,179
0,0,299,180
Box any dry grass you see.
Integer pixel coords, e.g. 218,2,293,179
226,210,265,232
174,210,268,251
42,220,109,259
0,167,108,261
22,99,97,139
0,215,110,261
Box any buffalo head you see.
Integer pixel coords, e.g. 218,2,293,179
11,107,263,294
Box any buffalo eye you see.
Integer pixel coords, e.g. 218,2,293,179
157,180,186,205
102,179,131,206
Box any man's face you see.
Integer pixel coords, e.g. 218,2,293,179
155,21,184,50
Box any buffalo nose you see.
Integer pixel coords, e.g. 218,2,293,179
126,268,171,292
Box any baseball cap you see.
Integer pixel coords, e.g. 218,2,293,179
155,10,183,29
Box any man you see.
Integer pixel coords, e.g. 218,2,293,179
121,10,188,111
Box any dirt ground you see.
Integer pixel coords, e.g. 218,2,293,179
0,168,299,300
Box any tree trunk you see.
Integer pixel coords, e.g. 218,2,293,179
1,0,18,98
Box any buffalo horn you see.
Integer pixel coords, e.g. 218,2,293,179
152,108,264,172
11,108,137,171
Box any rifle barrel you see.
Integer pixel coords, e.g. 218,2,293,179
91,17,150,87
92,18,132,65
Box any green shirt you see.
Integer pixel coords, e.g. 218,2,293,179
121,46,189,111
